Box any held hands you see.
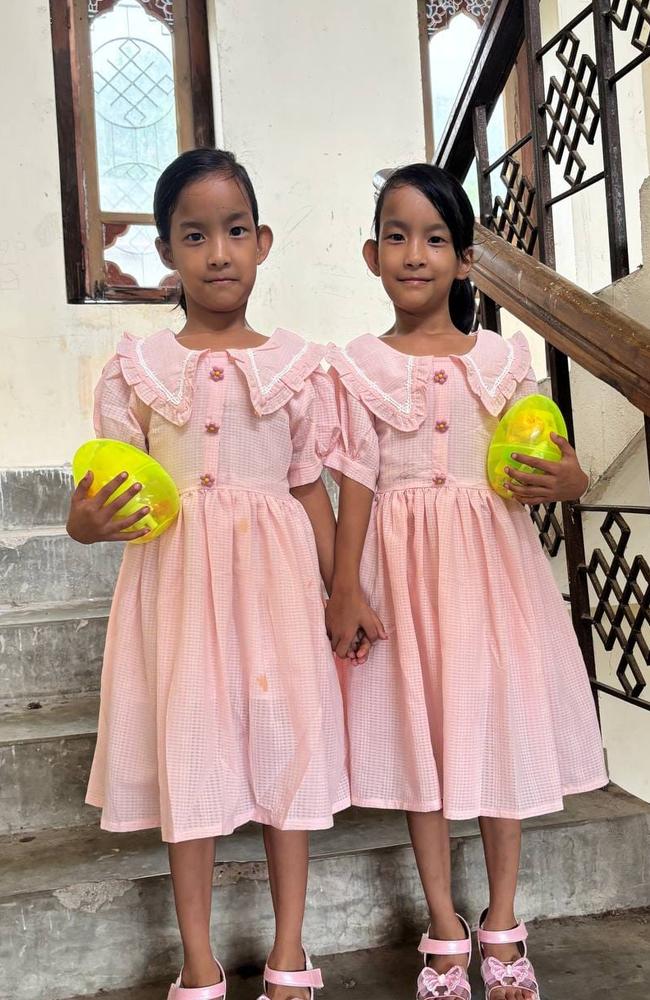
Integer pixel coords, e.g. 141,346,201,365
66,471,151,544
325,585,387,665
504,433,589,506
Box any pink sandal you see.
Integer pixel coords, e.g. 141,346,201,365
477,911,540,999
167,960,227,999
416,914,472,1000
257,950,323,1000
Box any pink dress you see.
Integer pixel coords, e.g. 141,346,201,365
86,328,350,842
327,328,608,820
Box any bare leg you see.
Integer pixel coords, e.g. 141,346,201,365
479,817,534,1000
168,837,222,988
407,810,468,982
262,826,310,1000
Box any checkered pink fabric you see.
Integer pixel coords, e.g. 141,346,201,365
326,329,608,819
86,328,350,842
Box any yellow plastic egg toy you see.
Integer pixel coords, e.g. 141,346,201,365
487,394,568,499
72,439,180,543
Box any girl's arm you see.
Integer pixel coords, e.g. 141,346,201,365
326,475,387,661
290,477,336,594
67,356,150,544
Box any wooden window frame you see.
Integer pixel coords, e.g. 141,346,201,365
50,0,214,304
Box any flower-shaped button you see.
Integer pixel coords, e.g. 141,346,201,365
205,420,219,434
433,370,448,384
433,475,447,486
209,367,224,382
435,420,449,433
200,473,215,488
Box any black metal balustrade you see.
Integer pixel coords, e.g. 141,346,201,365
432,0,650,711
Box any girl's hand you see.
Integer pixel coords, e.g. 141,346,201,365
504,433,589,505
325,585,387,660
66,471,151,544
347,628,373,666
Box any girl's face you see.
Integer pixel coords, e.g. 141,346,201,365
156,173,272,315
363,184,471,316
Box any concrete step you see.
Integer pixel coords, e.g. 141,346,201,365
0,599,109,709
0,468,336,530
0,466,73,530
0,786,648,1000
73,910,650,1000
0,695,100,834
0,526,122,605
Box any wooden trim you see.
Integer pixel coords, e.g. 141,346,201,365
417,0,435,161
71,0,104,297
49,0,85,302
101,285,178,303
101,212,156,226
171,0,195,151
187,0,215,147
471,223,650,414
50,0,214,303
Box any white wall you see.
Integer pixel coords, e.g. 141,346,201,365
210,0,426,340
0,0,425,468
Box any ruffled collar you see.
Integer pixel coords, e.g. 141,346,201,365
327,328,532,427
451,328,532,415
228,329,326,415
116,328,325,425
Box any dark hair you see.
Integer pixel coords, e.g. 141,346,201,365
373,163,476,334
153,147,259,313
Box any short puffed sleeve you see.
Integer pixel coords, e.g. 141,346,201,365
93,355,149,451
325,366,380,492
287,369,340,488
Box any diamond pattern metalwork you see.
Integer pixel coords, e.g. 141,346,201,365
491,156,538,256
543,31,600,187
586,511,650,700
530,502,564,557
610,0,650,53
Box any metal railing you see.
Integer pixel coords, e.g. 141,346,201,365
433,0,650,712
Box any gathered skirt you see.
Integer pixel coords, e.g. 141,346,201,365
87,487,350,842
341,484,608,819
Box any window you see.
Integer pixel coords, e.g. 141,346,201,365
426,5,506,212
50,0,214,303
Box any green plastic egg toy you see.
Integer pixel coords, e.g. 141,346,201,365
72,439,180,543
487,394,568,499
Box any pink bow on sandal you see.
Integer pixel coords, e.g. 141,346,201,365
416,914,472,1000
418,964,467,998
477,911,540,999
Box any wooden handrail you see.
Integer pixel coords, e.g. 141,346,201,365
472,223,650,414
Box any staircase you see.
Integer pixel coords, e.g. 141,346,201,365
0,468,649,1000
4,0,650,994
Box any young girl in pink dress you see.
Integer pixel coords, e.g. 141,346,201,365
66,148,348,1000
325,164,608,1000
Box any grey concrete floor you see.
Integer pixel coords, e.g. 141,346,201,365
82,909,649,999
